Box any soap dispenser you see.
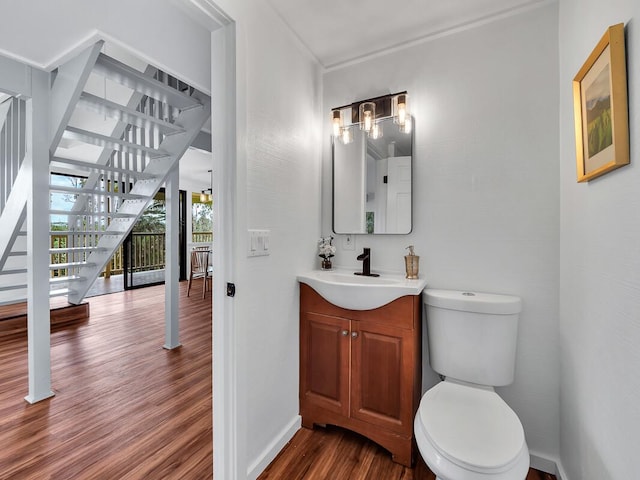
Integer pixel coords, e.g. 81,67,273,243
404,245,419,279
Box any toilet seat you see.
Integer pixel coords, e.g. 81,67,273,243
415,380,529,478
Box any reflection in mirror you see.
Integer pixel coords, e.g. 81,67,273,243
333,116,413,234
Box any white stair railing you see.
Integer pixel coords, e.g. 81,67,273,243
0,96,29,306
0,96,26,215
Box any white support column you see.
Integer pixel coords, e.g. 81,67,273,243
25,69,54,404
163,164,180,350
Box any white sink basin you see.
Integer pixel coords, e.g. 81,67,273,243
297,269,427,310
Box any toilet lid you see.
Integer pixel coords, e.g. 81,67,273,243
418,381,525,472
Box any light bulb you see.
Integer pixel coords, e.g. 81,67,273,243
359,102,376,133
400,115,412,134
394,94,408,127
370,123,382,140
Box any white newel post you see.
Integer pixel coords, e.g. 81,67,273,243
164,165,180,349
25,68,54,404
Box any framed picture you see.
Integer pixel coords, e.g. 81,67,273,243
573,23,629,182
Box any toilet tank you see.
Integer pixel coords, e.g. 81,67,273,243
424,289,522,387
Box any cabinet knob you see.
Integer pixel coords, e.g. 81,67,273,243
351,331,359,339
341,330,349,336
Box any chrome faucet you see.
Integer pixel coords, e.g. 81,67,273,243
355,248,379,277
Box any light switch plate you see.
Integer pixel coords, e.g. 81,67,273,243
248,229,270,257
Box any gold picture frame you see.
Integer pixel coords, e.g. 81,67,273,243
573,23,629,182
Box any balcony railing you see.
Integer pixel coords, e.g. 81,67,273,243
128,232,165,274
50,231,213,278
192,231,212,243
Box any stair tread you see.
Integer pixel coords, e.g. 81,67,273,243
0,284,26,292
50,157,158,179
49,246,108,253
49,275,85,283
63,126,169,158
0,269,27,275
49,230,127,236
49,209,139,218
49,184,148,200
50,261,96,269
94,53,202,110
78,92,186,135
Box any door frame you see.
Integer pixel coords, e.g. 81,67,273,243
211,20,238,480
122,188,187,290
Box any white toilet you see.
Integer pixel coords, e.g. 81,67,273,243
414,289,529,480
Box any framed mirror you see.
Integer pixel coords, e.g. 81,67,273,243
332,115,413,234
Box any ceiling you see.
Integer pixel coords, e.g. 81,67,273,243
266,0,547,68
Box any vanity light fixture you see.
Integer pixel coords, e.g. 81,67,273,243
331,91,409,144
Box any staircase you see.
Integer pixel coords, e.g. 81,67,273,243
0,42,211,306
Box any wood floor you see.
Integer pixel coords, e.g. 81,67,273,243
0,281,212,479
259,425,557,480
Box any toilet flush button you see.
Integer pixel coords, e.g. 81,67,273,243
462,292,475,296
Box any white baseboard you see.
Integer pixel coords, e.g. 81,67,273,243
530,452,569,480
555,460,569,480
246,415,301,480
244,421,571,480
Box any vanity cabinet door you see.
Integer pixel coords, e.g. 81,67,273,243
350,320,416,435
300,312,350,418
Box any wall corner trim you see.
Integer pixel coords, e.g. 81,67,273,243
530,452,569,480
246,415,302,480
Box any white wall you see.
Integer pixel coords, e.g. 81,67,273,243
323,3,560,465
558,1,640,479
210,1,323,478
0,0,211,91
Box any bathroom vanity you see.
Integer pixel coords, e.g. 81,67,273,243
298,273,424,467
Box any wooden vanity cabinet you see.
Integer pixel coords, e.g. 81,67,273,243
299,283,422,467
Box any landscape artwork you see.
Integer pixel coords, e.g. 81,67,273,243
573,23,629,182
584,63,612,158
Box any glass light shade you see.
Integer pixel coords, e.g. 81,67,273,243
370,122,383,139
200,191,208,202
393,94,408,126
332,110,342,137
359,102,375,133
399,115,412,134
340,126,353,144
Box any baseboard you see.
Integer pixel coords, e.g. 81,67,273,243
246,414,301,480
530,452,569,480
555,460,569,480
